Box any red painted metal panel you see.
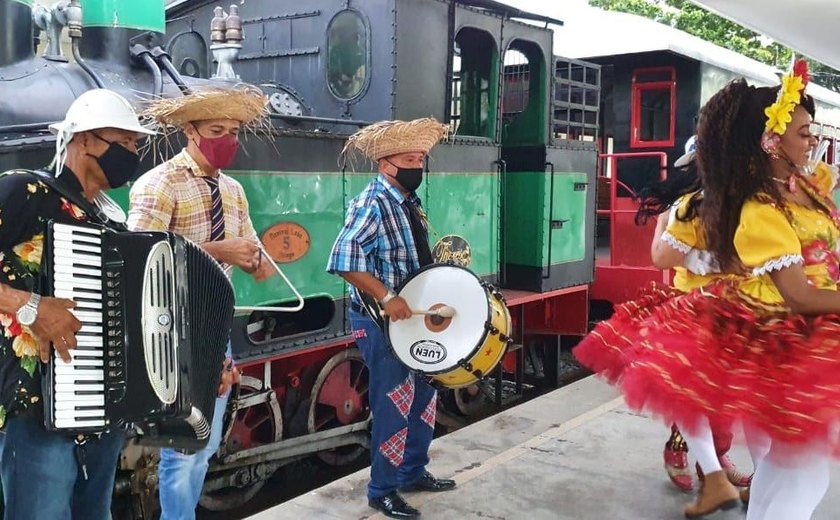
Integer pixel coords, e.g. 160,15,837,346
591,264,669,304
522,287,590,335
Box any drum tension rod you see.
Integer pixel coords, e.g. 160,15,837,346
484,323,500,335
456,358,484,379
480,282,506,302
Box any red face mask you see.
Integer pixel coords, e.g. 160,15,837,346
196,133,239,169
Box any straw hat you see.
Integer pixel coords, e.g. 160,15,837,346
343,117,449,162
142,84,269,128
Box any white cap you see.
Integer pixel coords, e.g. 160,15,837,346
50,89,154,137
674,135,697,168
49,89,154,176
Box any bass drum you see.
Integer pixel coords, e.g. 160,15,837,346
386,264,512,388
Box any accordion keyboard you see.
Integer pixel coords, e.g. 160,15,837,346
50,222,125,430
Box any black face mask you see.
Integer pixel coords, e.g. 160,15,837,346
387,160,424,192
88,133,140,189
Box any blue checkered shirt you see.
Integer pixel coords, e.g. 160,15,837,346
327,175,424,303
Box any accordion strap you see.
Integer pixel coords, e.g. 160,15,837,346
28,169,127,231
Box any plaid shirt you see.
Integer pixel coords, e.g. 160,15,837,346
327,175,424,302
127,149,258,247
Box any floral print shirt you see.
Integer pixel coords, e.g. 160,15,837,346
0,168,89,429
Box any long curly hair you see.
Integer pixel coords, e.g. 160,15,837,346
695,79,815,270
635,162,701,225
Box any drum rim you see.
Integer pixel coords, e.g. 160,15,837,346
384,262,493,376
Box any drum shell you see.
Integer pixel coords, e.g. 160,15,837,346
432,292,511,388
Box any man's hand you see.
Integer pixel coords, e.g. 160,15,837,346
218,238,261,270
30,297,82,363
382,296,412,321
250,255,276,282
218,358,241,397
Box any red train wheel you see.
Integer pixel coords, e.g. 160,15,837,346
199,375,283,511
307,348,370,466
226,376,284,453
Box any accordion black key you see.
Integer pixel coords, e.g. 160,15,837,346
41,221,234,450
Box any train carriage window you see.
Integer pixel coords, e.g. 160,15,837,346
449,28,498,138
810,123,837,165
824,126,837,166
630,67,676,148
327,10,368,100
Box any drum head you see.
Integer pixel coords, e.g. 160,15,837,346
387,265,488,374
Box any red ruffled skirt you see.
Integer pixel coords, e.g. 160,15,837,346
575,281,840,456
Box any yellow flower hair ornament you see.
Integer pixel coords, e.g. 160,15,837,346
764,101,794,136
763,59,810,138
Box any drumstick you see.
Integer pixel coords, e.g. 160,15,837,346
412,306,455,318
379,306,456,318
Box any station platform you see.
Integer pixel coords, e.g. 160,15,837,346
248,377,840,519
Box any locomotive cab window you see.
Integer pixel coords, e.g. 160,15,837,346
630,67,675,148
327,10,368,100
502,40,547,146
449,28,498,138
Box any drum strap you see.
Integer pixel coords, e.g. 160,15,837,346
356,291,386,330
404,200,433,267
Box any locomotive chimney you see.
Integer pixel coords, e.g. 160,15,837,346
77,0,165,68
0,0,35,68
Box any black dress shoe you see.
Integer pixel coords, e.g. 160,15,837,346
368,491,421,518
400,471,457,492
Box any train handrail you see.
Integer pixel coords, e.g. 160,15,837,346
598,151,668,266
595,178,638,214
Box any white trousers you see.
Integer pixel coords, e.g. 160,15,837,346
747,442,830,520
678,418,722,473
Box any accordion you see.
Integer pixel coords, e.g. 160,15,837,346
41,221,234,450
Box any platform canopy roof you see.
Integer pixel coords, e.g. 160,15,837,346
497,1,840,109
690,1,840,70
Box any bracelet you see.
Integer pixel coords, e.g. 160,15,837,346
379,289,396,306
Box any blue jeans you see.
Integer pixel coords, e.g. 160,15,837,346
158,344,231,520
0,413,125,520
350,310,437,500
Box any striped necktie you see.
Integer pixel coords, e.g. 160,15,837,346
204,176,226,241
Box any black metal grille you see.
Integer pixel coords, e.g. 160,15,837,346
502,49,530,119
554,57,601,142
449,47,463,135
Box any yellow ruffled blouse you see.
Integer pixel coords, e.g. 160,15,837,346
661,192,726,292
736,163,840,304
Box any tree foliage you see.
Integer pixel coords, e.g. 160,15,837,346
589,0,840,92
